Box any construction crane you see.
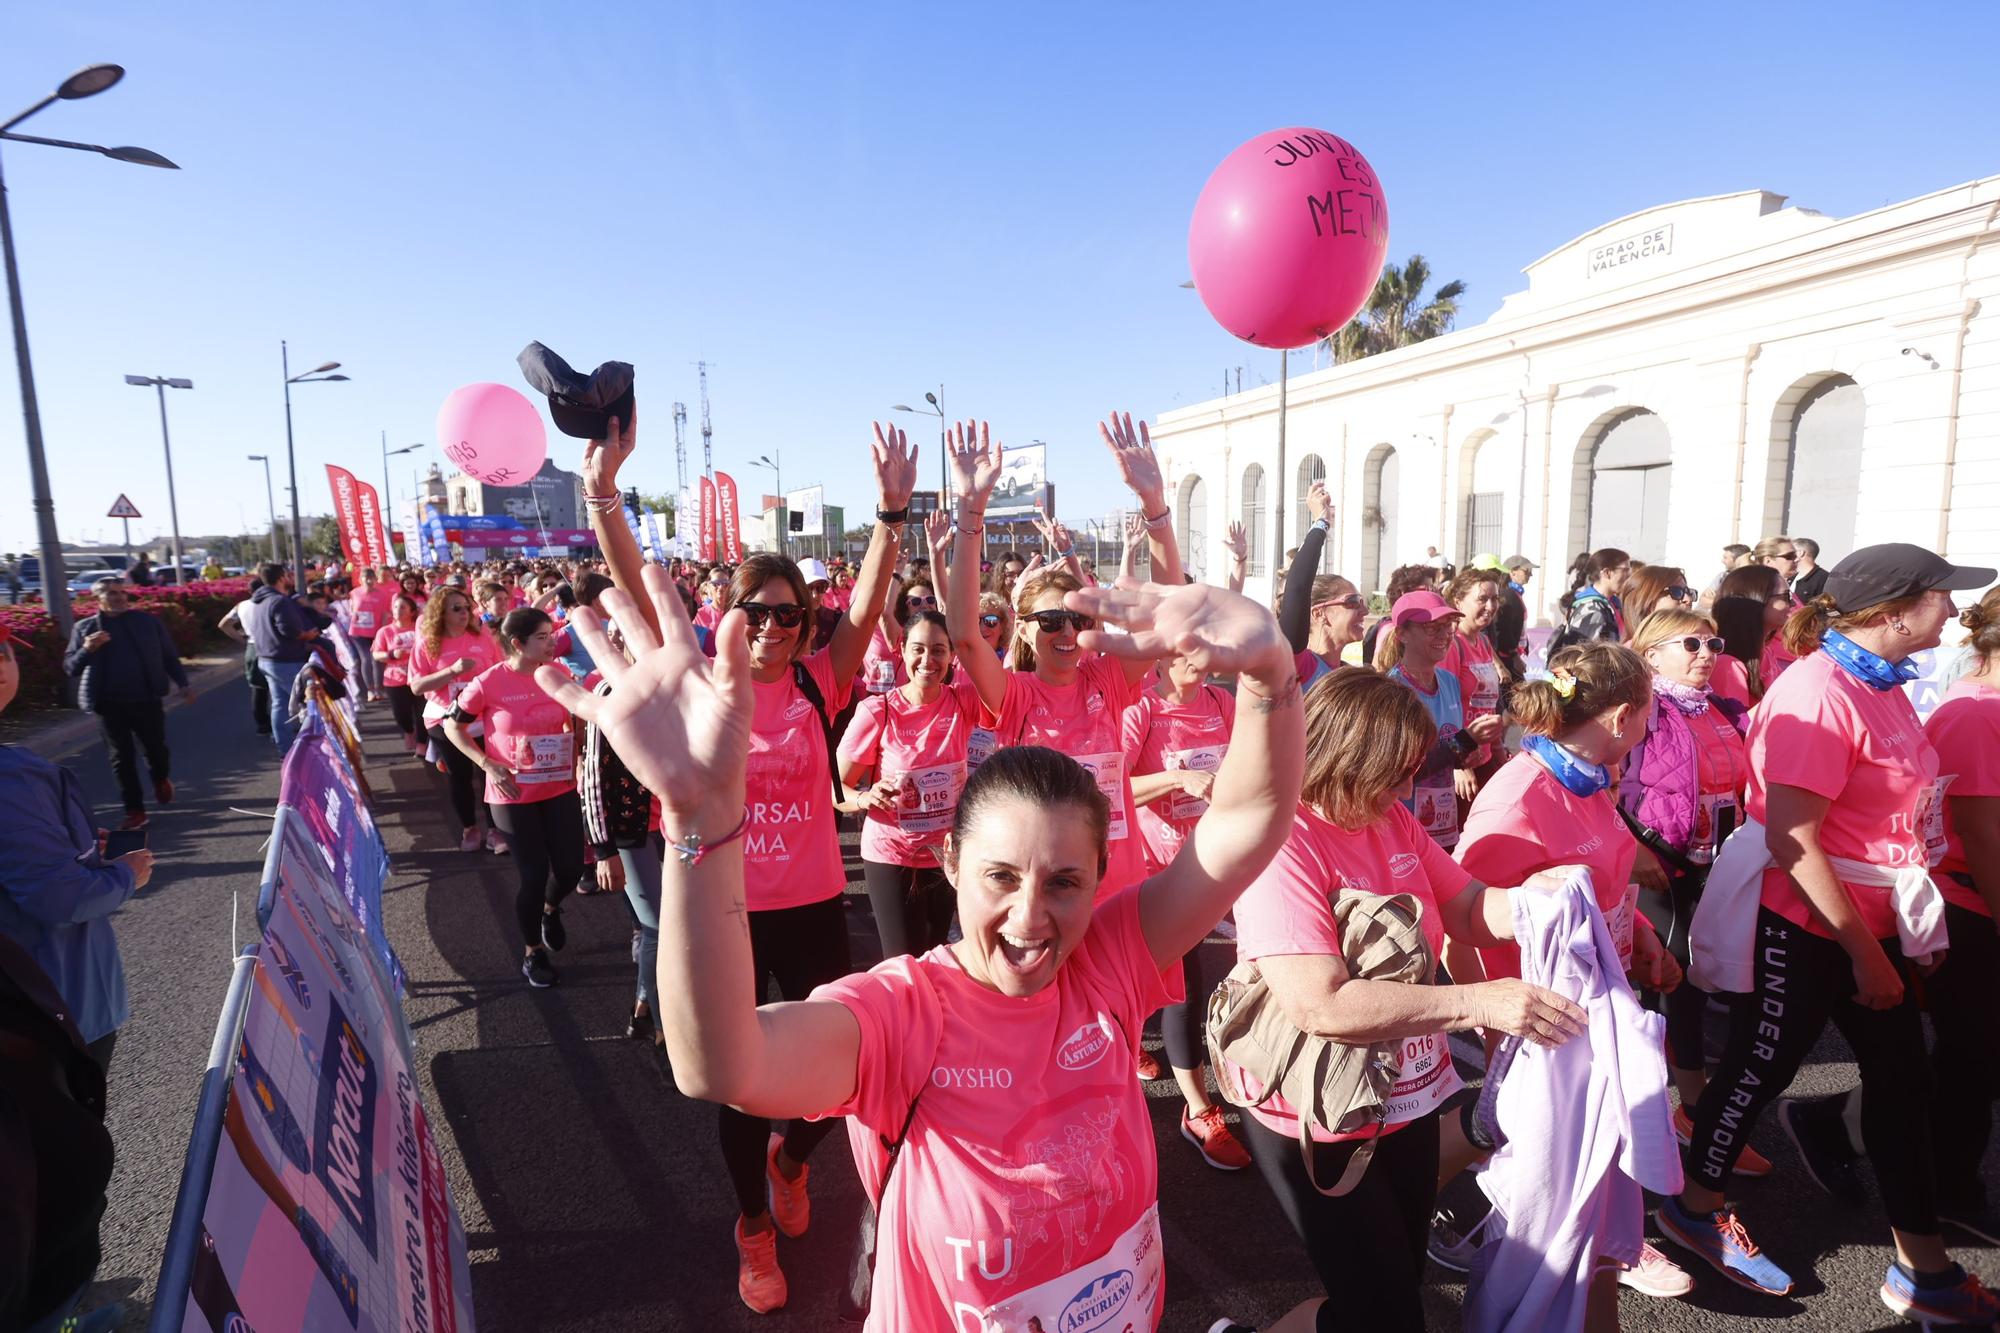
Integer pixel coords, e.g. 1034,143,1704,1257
697,361,714,479
671,401,689,502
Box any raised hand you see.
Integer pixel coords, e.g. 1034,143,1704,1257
1306,479,1333,525
583,412,637,494
946,420,1003,508
533,564,753,822
1223,521,1248,566
1031,500,1068,554
1118,513,1147,586
1066,581,1291,686
870,422,919,513
922,508,953,559
1098,411,1165,510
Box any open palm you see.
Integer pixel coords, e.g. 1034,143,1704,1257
1067,581,1290,680
947,420,1003,505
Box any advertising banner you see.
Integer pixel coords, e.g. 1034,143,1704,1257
278,715,402,995
675,486,696,544
698,477,718,562
987,442,1048,518
715,472,744,562
325,466,373,570
786,485,825,537
439,527,594,548
641,509,667,563
421,506,451,567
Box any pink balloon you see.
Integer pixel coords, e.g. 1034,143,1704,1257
436,383,547,487
1188,128,1389,350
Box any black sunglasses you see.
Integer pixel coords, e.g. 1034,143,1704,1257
1665,586,1696,602
741,602,807,630
906,594,939,608
979,613,1003,629
1673,636,1726,654
1026,610,1095,634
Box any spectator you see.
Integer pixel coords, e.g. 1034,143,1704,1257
123,553,154,587
1792,537,1829,602
244,561,330,749
217,577,269,736
198,556,223,581
1492,555,1535,683
61,577,191,832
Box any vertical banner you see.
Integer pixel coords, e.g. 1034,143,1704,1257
641,510,666,563
325,466,371,569
421,504,451,567
698,477,718,562
353,480,390,568
621,495,646,562
714,472,744,563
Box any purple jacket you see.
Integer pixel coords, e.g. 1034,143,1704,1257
1619,693,1747,859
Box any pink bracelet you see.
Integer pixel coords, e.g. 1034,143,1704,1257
667,806,750,867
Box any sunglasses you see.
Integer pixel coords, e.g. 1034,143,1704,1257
1313,594,1367,612
741,602,808,630
1026,610,1096,635
1672,636,1726,654
1774,551,1798,562
906,594,939,608
979,613,1003,629
1665,586,1696,602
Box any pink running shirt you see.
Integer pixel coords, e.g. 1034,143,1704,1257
1926,678,2000,913
408,630,501,723
839,677,982,868
349,583,397,638
1748,649,1941,939
373,626,417,688
862,619,908,696
745,647,853,911
1120,684,1235,876
1710,654,1753,710
1231,801,1470,1142
455,662,575,804
809,889,1177,1332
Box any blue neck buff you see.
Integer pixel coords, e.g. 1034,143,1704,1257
1819,628,1918,691
1524,733,1612,797
1572,587,1607,604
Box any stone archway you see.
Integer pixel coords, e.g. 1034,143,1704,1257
1360,444,1399,595
1766,374,1864,563
1176,472,1208,581
1573,408,1672,562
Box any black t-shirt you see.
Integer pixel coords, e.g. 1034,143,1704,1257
1793,565,1829,602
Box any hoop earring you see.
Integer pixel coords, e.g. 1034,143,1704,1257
1891,619,1910,635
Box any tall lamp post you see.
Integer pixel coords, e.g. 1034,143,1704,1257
247,454,277,564
891,386,948,510
124,374,192,581
747,451,783,555
280,343,347,571
382,434,423,562
1,63,177,641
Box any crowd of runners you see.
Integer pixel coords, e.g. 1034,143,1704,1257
251,408,2000,1331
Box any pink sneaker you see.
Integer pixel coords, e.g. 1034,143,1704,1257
1618,1241,1695,1299
459,828,482,853
486,828,510,856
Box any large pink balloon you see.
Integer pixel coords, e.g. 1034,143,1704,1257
437,383,547,487
1188,128,1389,349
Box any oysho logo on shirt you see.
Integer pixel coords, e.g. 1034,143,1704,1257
1574,834,1604,857
1056,1016,1118,1072
1388,852,1420,879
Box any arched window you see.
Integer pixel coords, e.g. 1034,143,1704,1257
1461,430,1508,560
1360,445,1399,595
1779,375,1863,563
1294,454,1332,573
1242,464,1267,576
1577,408,1671,562
1176,473,1208,581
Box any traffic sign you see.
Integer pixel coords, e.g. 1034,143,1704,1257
107,493,143,519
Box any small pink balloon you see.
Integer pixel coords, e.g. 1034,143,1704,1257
1188,128,1390,350
436,383,547,487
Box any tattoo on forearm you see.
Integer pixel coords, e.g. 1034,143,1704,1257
1247,675,1302,714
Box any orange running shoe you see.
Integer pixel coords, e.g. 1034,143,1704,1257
766,1134,811,1238
1674,1105,1773,1177
1181,1105,1252,1171
734,1218,787,1313
1136,1047,1162,1081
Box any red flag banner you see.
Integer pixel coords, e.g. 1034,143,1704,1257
325,465,371,569
715,472,744,563
698,476,718,562
353,478,390,567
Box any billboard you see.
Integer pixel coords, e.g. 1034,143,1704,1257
987,442,1048,517
786,485,825,537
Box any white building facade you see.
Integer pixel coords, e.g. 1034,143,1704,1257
1152,178,2000,623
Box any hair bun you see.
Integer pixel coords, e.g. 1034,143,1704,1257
1964,604,1990,633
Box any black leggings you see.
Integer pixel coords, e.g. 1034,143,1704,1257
720,896,852,1218
1162,942,1208,1072
1242,1110,1439,1333
385,683,420,739
488,792,585,949
1929,900,2000,1203
860,859,954,959
1637,868,1710,1072
1685,908,1935,1231
428,723,487,831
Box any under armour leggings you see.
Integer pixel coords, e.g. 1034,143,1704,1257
719,895,852,1218
1637,868,1712,1072
487,791,585,950
1684,907,1936,1232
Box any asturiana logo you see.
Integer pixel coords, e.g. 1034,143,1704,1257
1055,1017,1116,1072
1058,1268,1134,1332
1389,852,1420,878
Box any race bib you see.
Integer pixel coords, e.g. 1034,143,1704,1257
515,732,574,785
867,657,898,695
892,761,967,835
1467,660,1502,713
1163,744,1227,823
1688,792,1736,866
1608,884,1637,968
967,727,997,772
1382,1032,1464,1127
1073,751,1128,841
1412,779,1459,849
968,1204,1163,1333
353,609,377,629
1920,776,1954,867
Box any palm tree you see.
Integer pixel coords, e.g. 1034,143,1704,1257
1326,255,1466,364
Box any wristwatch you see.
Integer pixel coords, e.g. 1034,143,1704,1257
875,506,909,524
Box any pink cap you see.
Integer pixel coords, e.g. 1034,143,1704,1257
1389,590,1463,627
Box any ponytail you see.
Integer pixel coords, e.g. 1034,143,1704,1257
1514,640,1651,737
1782,590,1929,658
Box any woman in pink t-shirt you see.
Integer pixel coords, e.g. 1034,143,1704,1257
370,592,424,754
1232,668,1586,1333
1122,652,1249,1171
407,587,504,853
579,413,915,1313
945,416,1183,903
347,566,394,701
1664,544,1997,1316
444,608,582,989
538,565,1313,1332
1923,588,2000,1233
839,610,980,959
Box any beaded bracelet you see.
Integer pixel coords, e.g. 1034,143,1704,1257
666,806,750,867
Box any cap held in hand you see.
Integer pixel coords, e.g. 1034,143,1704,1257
517,341,635,440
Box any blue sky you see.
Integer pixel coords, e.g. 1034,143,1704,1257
3,1,1997,555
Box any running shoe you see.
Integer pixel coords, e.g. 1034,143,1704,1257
1776,1096,1866,1204
486,828,510,856
1880,1261,2000,1325
1136,1047,1162,1081
1617,1242,1695,1299
766,1134,811,1238
459,827,482,853
1654,1198,1793,1295
734,1218,787,1313
522,949,556,989
1206,1322,1257,1333
626,1005,653,1041
541,907,567,953
119,810,149,832
1940,1188,2000,1248
154,777,175,805
1427,1206,1490,1273
1673,1104,1774,1177
1180,1105,1251,1171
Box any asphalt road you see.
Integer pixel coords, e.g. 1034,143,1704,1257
53,672,2000,1331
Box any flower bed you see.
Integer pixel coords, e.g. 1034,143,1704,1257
3,578,253,709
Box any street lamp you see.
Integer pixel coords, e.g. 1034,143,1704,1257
281,343,347,571
1,63,178,640
124,375,192,582
747,451,783,555
382,433,423,562
891,385,948,508
246,455,278,564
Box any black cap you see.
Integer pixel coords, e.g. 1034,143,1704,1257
1822,542,1995,611
517,342,635,440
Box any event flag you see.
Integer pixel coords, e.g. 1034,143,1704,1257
326,466,391,569
715,472,744,563
698,477,718,562
641,509,667,563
